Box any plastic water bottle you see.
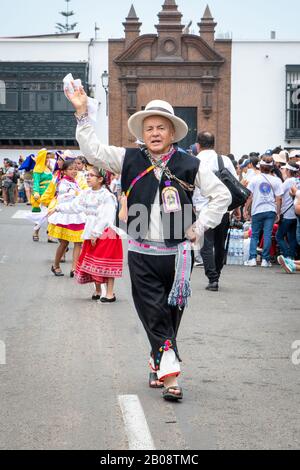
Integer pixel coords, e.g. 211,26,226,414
227,229,234,265
235,230,240,265
231,229,236,265
239,230,244,265
234,230,240,265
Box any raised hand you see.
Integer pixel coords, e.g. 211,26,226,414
65,83,88,115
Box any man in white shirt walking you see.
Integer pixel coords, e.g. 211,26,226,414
195,132,237,292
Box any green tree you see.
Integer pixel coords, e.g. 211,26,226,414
56,0,78,33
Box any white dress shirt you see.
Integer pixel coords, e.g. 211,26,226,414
193,149,237,213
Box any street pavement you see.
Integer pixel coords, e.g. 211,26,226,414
0,204,300,450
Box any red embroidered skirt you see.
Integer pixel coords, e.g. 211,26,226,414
75,228,123,285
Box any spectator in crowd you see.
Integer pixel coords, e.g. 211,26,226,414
249,152,260,158
12,162,20,202
187,143,198,157
237,155,249,181
272,152,288,182
288,150,300,166
0,167,5,202
18,177,26,203
240,156,260,186
227,154,238,171
195,132,237,291
2,160,17,206
110,173,122,199
278,180,300,274
294,183,300,246
19,154,35,205
244,155,283,268
276,162,300,260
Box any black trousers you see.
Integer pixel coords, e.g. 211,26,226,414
128,251,183,370
200,213,230,284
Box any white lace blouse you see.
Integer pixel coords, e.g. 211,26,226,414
56,187,117,240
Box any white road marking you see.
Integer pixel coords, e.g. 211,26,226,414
0,255,9,264
118,395,155,450
12,210,31,219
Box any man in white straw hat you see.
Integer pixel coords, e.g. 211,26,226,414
66,86,231,402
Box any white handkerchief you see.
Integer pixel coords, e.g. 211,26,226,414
63,73,98,123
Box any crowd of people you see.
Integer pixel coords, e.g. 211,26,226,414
236,148,300,274
0,158,24,206
188,141,300,282
1,87,300,403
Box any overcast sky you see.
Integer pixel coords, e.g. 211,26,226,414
1,0,300,41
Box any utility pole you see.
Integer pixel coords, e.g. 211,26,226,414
56,0,78,33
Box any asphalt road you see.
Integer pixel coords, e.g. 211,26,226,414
0,205,300,450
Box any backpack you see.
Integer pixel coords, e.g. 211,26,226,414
215,156,251,211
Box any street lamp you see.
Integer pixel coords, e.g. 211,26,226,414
101,70,109,116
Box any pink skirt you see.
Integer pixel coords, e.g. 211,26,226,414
75,228,123,284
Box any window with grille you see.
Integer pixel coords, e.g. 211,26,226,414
0,62,88,143
286,65,300,139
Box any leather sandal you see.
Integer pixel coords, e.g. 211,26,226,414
51,266,64,277
32,235,39,242
149,372,164,389
162,386,183,402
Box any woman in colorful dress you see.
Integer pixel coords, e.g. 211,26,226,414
48,166,123,301
48,159,85,277
31,149,53,242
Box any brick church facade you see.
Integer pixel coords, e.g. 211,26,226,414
108,0,232,153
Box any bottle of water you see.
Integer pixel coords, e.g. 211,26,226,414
227,229,234,265
234,229,240,265
235,229,240,265
239,230,244,265
230,229,236,265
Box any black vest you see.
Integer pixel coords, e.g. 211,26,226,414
121,147,200,247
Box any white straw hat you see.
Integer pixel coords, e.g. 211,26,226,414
273,153,287,164
128,100,188,143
